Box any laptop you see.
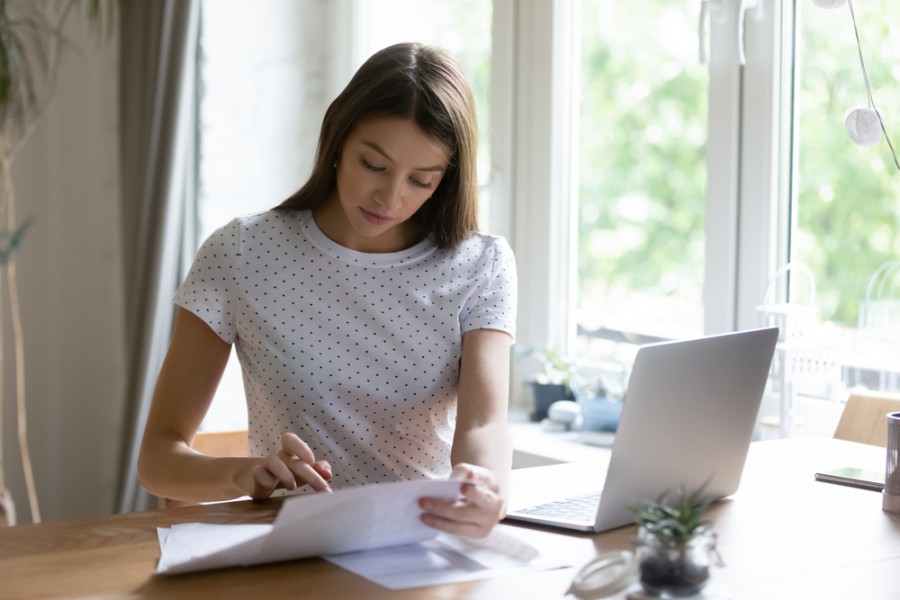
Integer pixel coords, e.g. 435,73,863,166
505,327,779,532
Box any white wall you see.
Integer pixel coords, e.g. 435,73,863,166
198,0,339,431
2,12,125,523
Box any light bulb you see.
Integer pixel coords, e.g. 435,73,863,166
845,106,882,147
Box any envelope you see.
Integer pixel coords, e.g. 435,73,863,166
156,479,463,575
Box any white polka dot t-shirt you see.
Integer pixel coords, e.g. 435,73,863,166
173,209,517,490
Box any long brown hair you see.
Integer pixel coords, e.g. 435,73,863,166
276,43,479,248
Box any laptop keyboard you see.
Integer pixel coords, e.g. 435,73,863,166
517,491,602,522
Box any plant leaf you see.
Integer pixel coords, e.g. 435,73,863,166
0,217,33,264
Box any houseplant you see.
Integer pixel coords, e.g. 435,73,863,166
0,0,126,526
631,486,722,597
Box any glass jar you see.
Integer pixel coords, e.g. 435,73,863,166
634,525,718,597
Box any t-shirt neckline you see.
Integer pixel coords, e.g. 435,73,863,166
298,210,437,267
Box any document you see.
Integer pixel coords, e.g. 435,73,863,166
156,479,462,575
156,479,575,588
324,524,573,589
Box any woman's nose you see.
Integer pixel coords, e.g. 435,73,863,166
376,177,403,209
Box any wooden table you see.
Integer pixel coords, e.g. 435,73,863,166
1,438,897,599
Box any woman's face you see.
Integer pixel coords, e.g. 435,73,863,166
317,116,450,253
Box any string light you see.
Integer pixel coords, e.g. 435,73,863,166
845,106,882,147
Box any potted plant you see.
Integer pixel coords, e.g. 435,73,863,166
630,486,722,597
527,346,576,422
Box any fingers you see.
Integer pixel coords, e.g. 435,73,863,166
250,460,332,499
248,433,334,499
452,463,502,510
419,464,505,539
279,432,333,489
419,489,501,539
314,460,333,482
250,464,280,500
280,432,317,464
450,463,495,490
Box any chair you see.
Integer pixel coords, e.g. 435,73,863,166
191,429,248,457
833,391,900,447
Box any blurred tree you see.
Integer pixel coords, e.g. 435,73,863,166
796,0,900,326
577,0,706,335
575,0,899,334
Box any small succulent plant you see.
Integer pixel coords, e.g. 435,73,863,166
631,485,722,597
631,485,713,547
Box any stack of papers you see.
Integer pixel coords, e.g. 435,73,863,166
156,479,571,589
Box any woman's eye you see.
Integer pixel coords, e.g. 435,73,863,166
359,158,384,172
358,157,434,190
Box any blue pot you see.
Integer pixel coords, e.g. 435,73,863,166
578,396,622,432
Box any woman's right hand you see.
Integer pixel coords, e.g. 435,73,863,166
243,432,333,499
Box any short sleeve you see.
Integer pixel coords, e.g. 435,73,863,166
172,219,242,343
460,237,518,340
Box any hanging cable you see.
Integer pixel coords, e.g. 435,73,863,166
841,0,900,170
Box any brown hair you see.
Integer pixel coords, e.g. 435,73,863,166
276,42,479,248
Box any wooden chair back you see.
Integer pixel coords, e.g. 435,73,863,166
833,391,900,447
191,429,248,457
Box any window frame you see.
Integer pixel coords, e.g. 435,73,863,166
735,0,785,331
507,0,776,349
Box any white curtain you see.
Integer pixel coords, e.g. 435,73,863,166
116,0,200,513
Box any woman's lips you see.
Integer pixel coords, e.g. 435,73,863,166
360,207,393,225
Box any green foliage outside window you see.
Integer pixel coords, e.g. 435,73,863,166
578,1,707,335
795,0,900,326
576,0,899,332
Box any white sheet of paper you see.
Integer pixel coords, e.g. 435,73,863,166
323,524,573,590
156,523,272,574
156,479,462,575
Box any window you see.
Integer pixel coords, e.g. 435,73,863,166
513,1,900,434
576,1,708,344
785,0,900,392
511,1,734,403
733,0,900,436
192,1,896,437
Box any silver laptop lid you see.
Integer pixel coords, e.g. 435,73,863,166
594,327,778,531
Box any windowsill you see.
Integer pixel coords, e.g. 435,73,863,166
509,411,613,468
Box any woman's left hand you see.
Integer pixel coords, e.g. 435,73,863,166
418,463,506,539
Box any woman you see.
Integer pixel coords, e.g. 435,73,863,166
138,43,517,539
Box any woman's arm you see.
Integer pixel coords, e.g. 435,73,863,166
137,308,332,503
420,327,512,537
452,327,513,495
